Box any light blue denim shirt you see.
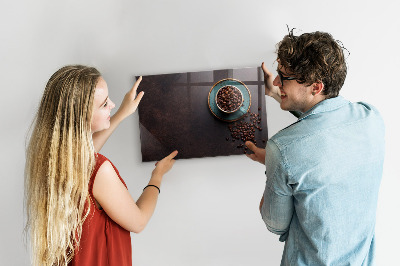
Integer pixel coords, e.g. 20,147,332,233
261,96,385,266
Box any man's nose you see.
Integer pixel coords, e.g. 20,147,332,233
273,75,280,87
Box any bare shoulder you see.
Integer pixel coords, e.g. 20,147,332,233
93,160,127,199
96,160,117,179
91,159,139,232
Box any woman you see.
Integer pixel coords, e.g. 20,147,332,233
25,65,177,265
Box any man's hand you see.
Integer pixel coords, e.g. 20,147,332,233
262,62,281,103
245,141,266,165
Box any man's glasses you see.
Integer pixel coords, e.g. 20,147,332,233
277,70,297,86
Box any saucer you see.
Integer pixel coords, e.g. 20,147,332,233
208,78,251,122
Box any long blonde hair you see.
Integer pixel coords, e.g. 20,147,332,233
25,65,101,265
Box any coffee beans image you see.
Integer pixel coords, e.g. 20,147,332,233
216,85,243,113
227,111,264,154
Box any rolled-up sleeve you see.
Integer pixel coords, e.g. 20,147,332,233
260,140,294,241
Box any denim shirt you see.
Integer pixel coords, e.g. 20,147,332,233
261,96,385,266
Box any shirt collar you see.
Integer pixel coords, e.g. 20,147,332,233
298,95,350,121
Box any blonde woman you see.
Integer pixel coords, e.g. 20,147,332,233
25,65,178,266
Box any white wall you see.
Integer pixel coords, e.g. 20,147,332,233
1,0,399,265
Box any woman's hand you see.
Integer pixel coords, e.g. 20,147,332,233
245,141,266,165
92,77,145,152
115,76,144,120
152,150,178,179
262,62,281,103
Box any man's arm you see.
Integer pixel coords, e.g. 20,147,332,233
93,77,144,152
245,137,294,238
259,140,294,240
260,184,293,238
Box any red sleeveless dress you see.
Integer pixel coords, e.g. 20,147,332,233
69,153,132,266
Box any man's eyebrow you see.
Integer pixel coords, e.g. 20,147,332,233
277,68,292,76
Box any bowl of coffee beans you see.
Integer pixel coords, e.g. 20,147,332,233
215,85,243,113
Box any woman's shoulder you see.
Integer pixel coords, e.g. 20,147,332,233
90,154,116,193
94,153,127,188
95,153,108,164
97,160,117,178
91,153,109,178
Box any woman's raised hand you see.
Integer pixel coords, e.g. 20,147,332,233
116,76,145,119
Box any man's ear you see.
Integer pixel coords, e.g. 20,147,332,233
312,82,324,96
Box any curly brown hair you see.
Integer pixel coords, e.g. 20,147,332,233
277,30,348,98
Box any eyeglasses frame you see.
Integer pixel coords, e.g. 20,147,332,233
277,70,297,86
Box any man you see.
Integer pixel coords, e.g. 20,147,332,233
246,31,385,265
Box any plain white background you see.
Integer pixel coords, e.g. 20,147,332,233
1,0,399,265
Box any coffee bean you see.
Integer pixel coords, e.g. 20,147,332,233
225,110,264,153
216,86,243,112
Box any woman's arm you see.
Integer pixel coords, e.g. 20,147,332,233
92,77,144,152
93,150,178,233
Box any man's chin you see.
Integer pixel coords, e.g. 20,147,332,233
279,103,290,111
